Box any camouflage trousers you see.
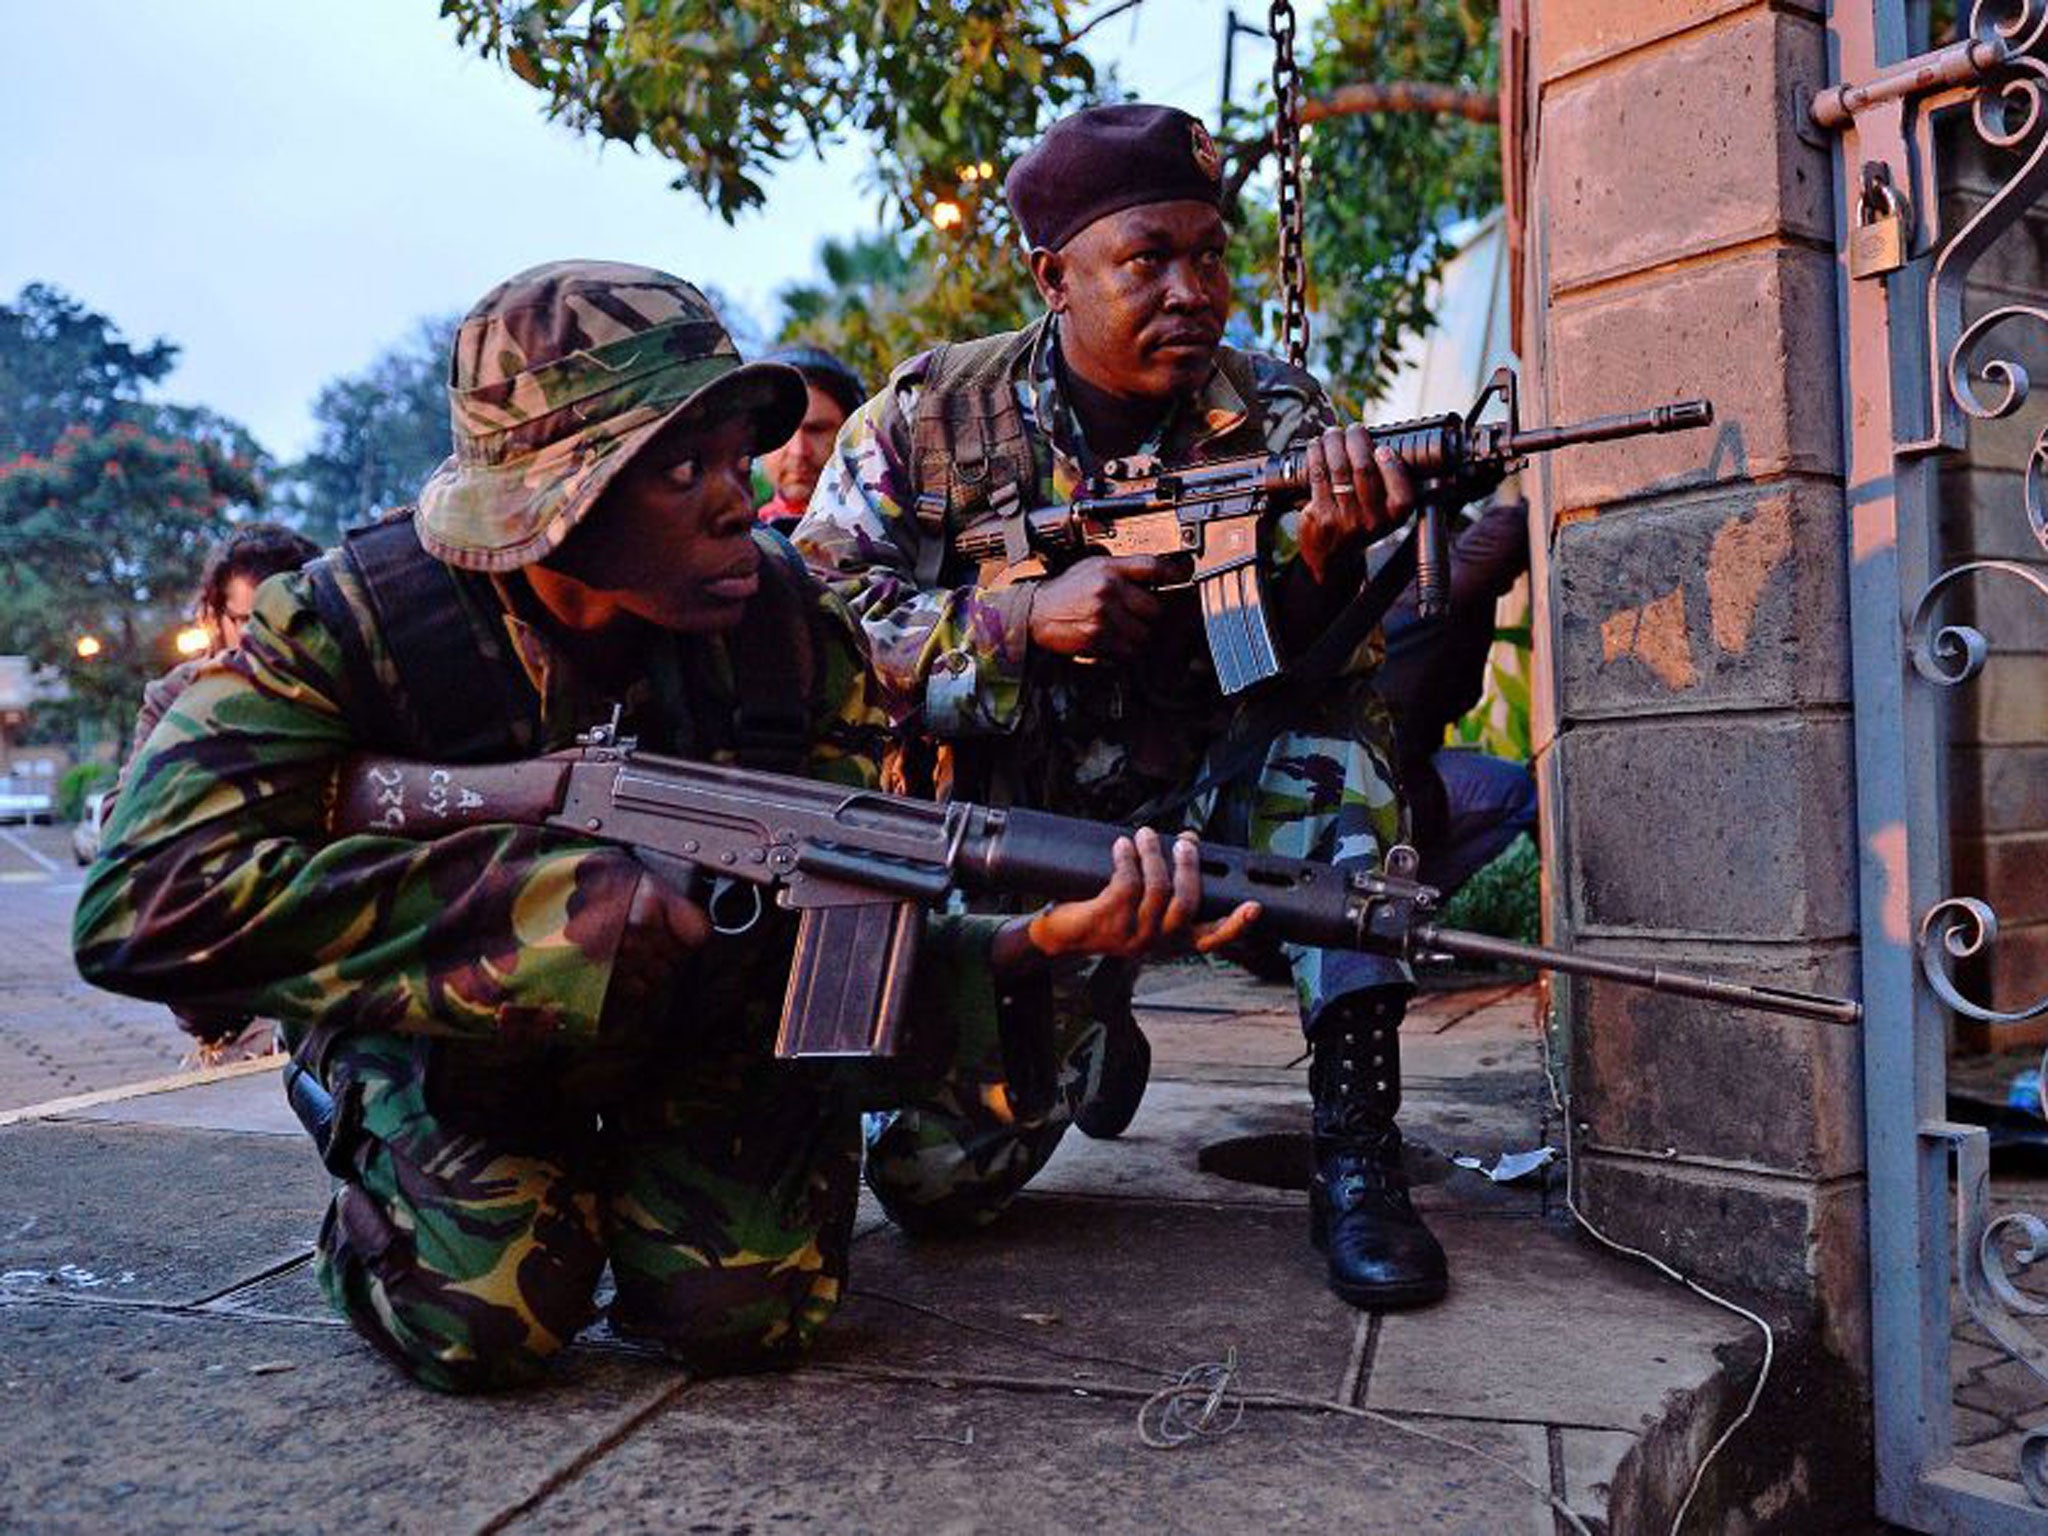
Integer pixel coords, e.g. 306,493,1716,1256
864,713,1408,1232
302,913,1015,1394
311,1031,862,1393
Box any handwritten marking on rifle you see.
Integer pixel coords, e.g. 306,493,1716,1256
365,764,491,832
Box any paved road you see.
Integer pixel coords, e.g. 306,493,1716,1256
0,821,188,1112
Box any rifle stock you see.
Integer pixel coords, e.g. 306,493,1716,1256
328,732,1860,1063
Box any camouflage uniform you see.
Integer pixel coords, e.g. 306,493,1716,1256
73,263,1033,1392
795,316,1407,1228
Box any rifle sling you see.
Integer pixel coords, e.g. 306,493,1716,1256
1122,525,1420,827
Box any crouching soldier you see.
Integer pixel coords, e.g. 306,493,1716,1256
73,261,1251,1393
796,106,1438,1309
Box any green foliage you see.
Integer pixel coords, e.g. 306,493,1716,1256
450,1,1501,409
1299,0,1502,407
57,761,114,823
1437,832,1539,945
0,284,179,460
438,0,1098,224
775,228,1039,390
279,317,457,542
0,420,264,723
0,285,272,741
1449,619,1533,762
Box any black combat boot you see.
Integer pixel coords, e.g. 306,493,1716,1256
1308,991,1447,1309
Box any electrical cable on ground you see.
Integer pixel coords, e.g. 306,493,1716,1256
846,1291,1592,1531
1536,1010,1775,1536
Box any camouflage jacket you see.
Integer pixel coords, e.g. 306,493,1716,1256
72,529,993,1054
794,316,1379,818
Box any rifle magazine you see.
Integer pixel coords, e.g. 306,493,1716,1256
776,900,924,1059
1200,562,1282,694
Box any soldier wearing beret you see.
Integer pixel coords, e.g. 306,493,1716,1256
796,103,1445,1311
74,259,1254,1391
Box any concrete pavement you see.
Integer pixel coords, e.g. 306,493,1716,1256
1,952,1779,1535
0,822,189,1113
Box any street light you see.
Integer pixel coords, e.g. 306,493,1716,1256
74,634,102,660
173,626,209,658
931,199,963,231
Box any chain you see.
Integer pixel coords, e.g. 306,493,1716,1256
1269,0,1309,369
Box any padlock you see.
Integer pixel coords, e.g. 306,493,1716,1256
1850,177,1910,280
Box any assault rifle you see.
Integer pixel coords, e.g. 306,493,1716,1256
956,368,1715,694
332,722,1860,1061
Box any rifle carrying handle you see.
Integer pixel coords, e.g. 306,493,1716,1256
777,900,924,1058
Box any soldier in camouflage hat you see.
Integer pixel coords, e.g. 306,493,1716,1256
795,105,1449,1311
74,258,1252,1393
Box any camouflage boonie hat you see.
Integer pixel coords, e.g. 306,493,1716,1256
417,260,808,572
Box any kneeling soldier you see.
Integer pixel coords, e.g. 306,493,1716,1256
74,261,1248,1392
796,105,1439,1309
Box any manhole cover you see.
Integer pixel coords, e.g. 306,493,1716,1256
1197,1132,1312,1190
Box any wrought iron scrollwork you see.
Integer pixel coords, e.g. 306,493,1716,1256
1906,558,2048,684
1976,0,2048,65
1920,897,2048,1023
1939,1124,2048,1504
1907,2,2048,550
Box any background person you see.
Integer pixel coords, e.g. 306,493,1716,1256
116,520,320,1064
124,521,321,765
1374,498,1538,897
753,345,866,532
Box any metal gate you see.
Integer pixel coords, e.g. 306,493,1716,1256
1818,0,2048,1526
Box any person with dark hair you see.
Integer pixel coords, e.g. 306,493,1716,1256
115,520,321,1060
127,521,321,760
1374,500,1538,896
753,346,867,531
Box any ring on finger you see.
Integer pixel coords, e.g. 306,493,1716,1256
1331,482,1358,499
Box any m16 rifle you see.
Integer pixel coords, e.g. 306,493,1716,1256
955,367,1715,694
332,723,1860,1062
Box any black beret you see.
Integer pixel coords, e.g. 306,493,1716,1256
1006,103,1225,253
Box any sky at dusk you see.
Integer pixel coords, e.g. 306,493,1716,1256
3,1,1320,461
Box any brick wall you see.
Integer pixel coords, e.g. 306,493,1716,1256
1520,0,1867,1355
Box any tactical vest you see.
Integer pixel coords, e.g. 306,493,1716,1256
304,510,814,770
905,319,1273,587
899,324,1275,808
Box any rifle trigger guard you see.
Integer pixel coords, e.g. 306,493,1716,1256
706,877,765,936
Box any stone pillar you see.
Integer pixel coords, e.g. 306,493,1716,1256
1519,1,1867,1364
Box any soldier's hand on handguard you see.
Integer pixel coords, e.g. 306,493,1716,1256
1300,427,1419,583
992,827,1261,977
599,852,713,1034
1025,554,1179,660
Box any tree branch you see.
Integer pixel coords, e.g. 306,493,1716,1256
1220,80,1499,201
1065,0,1147,47
1301,81,1499,126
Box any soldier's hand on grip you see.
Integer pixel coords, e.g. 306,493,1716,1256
1026,553,1176,659
1301,429,1417,582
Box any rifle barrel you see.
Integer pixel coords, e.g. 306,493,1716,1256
1414,923,1861,1024
1504,398,1713,457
